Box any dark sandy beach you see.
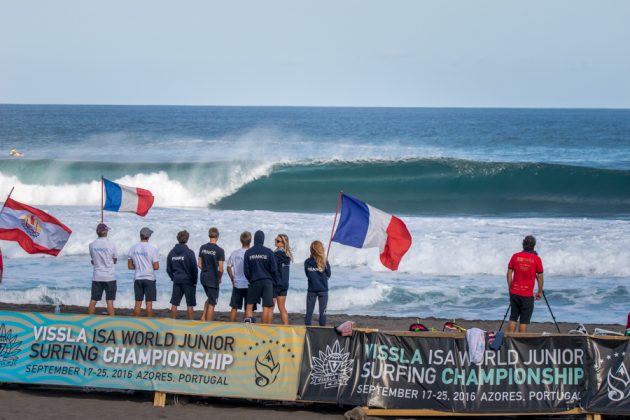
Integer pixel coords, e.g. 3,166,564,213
0,302,625,419
0,302,624,334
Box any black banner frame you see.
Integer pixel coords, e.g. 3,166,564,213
299,328,629,415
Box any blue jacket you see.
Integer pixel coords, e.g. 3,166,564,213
274,249,291,289
244,231,277,283
166,244,198,285
304,257,331,293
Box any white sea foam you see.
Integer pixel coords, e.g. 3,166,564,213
0,159,274,208
1,206,629,278
1,206,629,322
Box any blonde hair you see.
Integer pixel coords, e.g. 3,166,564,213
310,240,326,271
240,231,252,246
276,234,293,261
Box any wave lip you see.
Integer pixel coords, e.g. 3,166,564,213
2,157,630,216
214,158,630,216
0,159,275,209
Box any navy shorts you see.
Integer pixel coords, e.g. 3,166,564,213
134,280,157,302
246,279,273,308
273,286,288,298
509,294,535,324
91,281,117,301
230,287,248,310
170,283,196,307
203,285,219,306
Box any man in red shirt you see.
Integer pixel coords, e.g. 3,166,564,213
507,235,544,333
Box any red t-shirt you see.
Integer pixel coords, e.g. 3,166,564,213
508,251,543,297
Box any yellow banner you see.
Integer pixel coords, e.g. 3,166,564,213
0,312,305,400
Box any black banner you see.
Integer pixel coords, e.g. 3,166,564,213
299,328,359,403
299,329,588,412
584,338,630,414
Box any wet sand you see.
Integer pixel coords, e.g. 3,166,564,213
0,301,624,334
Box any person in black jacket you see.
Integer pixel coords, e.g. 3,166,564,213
244,230,277,324
304,240,331,326
273,234,292,325
167,230,198,320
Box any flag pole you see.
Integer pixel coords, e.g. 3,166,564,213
326,191,343,260
0,187,15,218
100,176,104,224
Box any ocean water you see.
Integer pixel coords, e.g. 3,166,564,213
1,105,629,325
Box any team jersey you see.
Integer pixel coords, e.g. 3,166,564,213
198,242,225,288
128,242,159,281
508,251,543,297
89,237,117,282
227,248,249,289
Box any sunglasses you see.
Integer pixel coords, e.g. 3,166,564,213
275,239,284,244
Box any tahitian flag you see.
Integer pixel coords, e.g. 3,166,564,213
0,198,72,256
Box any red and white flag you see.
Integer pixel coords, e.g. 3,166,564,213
0,198,72,256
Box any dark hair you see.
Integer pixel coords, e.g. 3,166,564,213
240,231,251,246
522,235,536,251
177,230,190,244
208,227,219,239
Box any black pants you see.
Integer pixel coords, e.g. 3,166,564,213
305,291,328,326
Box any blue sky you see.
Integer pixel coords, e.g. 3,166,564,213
1,1,628,108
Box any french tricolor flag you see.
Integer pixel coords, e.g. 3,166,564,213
332,193,412,271
103,178,154,217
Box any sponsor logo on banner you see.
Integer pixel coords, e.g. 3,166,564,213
0,324,22,367
255,350,280,387
310,340,354,389
20,214,43,238
606,358,630,401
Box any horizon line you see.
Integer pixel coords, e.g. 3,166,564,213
1,102,629,111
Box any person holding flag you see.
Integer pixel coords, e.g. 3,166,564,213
88,223,118,316
304,240,331,326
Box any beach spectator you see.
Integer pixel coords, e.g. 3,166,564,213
244,230,277,324
198,227,224,321
167,230,198,320
304,240,331,326
128,227,159,317
88,223,117,316
507,235,544,333
273,234,293,325
227,231,252,322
